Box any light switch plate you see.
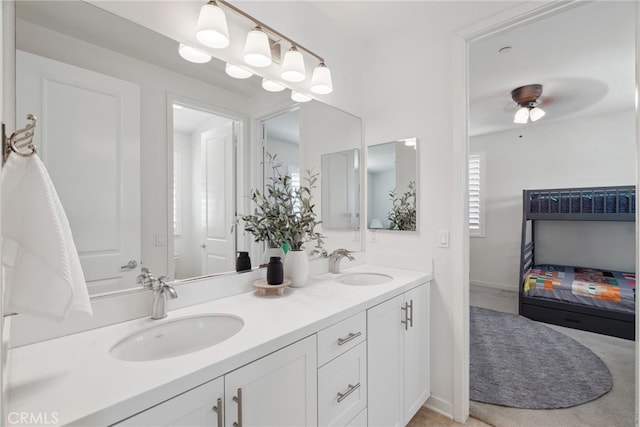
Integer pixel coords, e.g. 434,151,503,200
438,230,449,248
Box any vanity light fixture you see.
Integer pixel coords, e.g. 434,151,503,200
184,0,333,96
196,1,230,49
310,62,333,94
178,43,212,63
262,78,286,92
244,27,272,67
281,46,306,83
291,90,312,103
225,63,253,79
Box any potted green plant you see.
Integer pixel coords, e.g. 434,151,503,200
387,181,416,231
234,153,324,285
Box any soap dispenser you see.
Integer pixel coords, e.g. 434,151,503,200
236,251,252,272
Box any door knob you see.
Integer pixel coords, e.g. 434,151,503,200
200,244,206,249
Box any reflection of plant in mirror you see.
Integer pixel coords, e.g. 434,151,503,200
234,153,325,252
387,181,417,231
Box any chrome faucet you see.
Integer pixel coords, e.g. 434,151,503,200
150,276,178,320
137,268,178,319
329,249,355,274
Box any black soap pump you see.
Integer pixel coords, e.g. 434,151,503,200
266,256,284,285
236,251,252,272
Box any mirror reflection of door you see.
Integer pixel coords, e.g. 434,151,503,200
172,104,237,280
17,50,141,295
262,108,300,189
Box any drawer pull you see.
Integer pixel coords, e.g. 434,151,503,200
212,397,223,427
337,331,362,346
337,382,361,403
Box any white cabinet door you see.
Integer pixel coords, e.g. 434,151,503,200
403,284,430,423
115,377,224,427
367,283,430,427
367,294,403,427
224,335,317,427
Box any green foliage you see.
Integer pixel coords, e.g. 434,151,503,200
233,153,324,251
387,181,416,231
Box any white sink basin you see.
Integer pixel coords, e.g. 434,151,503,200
335,272,393,286
110,314,244,361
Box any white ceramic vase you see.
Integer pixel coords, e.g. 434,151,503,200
284,250,309,287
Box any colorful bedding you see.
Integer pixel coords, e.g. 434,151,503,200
523,264,635,314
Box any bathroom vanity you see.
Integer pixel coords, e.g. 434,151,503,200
6,265,431,426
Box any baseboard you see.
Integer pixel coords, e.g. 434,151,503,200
470,280,518,292
425,395,453,419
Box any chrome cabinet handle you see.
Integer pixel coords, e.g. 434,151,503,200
337,331,362,346
401,303,409,330
337,383,361,403
120,260,138,270
232,388,242,427
212,397,223,427
408,299,414,328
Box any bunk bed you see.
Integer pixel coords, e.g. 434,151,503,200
519,185,636,340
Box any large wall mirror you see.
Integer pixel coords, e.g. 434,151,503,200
14,1,363,295
367,138,418,231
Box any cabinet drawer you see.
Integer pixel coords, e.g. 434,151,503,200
318,311,366,366
318,342,367,427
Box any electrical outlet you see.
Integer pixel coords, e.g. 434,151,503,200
155,233,165,246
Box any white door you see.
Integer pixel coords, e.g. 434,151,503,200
224,335,317,427
115,376,224,426
403,284,431,424
367,294,404,427
16,50,141,294
201,122,235,275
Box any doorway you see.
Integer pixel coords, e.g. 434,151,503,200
171,102,239,280
452,3,638,420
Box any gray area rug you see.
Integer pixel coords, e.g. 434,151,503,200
470,306,612,409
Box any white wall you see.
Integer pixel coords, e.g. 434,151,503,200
361,1,524,418
470,110,636,290
367,170,394,229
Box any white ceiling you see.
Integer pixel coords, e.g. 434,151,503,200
19,1,635,138
469,1,635,136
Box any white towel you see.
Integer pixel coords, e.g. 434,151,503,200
2,153,92,320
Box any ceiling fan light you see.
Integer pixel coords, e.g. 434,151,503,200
310,63,333,94
225,63,253,79
262,78,286,92
196,1,230,49
244,27,272,67
514,107,530,124
281,47,306,82
178,43,212,63
529,106,546,122
291,90,312,103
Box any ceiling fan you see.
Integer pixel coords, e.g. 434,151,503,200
511,84,546,124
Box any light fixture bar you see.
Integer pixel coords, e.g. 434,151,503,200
215,0,325,64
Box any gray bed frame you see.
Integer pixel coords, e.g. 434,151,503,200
518,185,636,340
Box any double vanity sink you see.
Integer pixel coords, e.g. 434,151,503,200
109,273,394,362
8,265,431,425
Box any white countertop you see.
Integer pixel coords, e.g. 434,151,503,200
7,264,431,426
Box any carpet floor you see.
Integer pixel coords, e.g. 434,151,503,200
470,306,612,409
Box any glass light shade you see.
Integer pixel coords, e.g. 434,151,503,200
291,90,312,103
514,107,530,124
262,78,286,92
310,63,333,94
281,47,306,82
225,63,253,79
529,106,546,122
196,2,230,49
178,43,212,64
244,27,272,67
